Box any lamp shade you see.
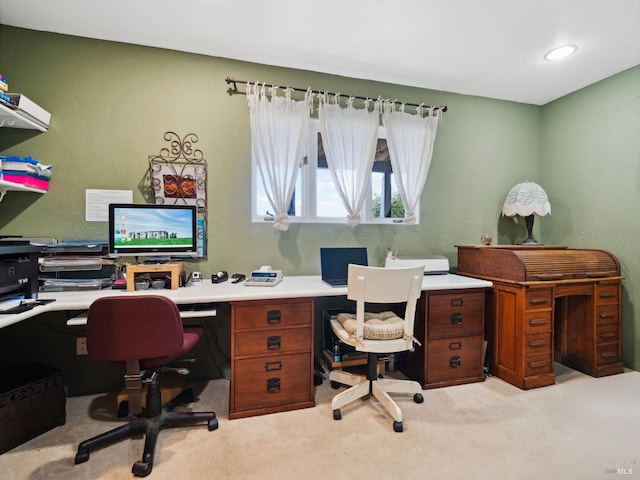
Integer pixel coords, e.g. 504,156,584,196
502,182,551,217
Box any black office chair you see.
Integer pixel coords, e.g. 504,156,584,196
74,295,218,477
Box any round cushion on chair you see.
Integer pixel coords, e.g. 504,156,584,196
336,311,404,340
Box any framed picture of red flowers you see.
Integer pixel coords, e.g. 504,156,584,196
149,131,208,257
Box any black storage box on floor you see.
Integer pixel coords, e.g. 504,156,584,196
0,363,66,454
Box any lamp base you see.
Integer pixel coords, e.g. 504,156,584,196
519,214,543,245
518,239,544,246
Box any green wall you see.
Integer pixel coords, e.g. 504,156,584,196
1,26,638,375
0,26,539,271
541,65,640,370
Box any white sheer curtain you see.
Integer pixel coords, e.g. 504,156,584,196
247,83,311,231
382,102,441,225
318,95,381,226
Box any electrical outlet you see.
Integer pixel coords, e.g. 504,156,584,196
76,337,88,355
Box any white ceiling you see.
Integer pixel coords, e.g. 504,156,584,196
1,0,639,105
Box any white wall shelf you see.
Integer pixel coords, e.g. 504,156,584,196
1,98,50,200
0,102,48,132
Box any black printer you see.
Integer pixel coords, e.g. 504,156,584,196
0,238,41,300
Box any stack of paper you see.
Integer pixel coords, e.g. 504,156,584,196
0,155,52,190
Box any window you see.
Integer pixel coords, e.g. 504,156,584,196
252,119,415,224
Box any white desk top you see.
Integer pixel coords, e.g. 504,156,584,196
0,274,491,329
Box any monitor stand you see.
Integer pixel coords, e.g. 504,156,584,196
125,262,183,292
141,256,172,265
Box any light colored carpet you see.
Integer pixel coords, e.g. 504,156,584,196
1,364,639,480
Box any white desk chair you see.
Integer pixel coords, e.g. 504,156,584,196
329,264,425,432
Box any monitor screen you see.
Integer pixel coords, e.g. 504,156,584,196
108,203,198,258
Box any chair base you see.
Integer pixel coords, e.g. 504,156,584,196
329,352,424,432
117,369,187,417
75,383,218,477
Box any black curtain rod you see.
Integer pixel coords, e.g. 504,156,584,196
224,77,448,112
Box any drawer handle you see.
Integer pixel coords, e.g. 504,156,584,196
528,318,548,326
528,297,548,305
449,342,462,350
267,336,282,350
598,313,616,319
600,351,618,359
449,356,461,368
598,292,616,299
528,360,548,368
450,298,463,307
598,332,617,340
528,340,547,347
266,377,281,393
264,361,283,372
267,310,281,324
450,312,463,325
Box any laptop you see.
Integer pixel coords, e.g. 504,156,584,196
320,247,368,287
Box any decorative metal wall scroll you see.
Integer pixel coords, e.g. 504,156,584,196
149,131,208,257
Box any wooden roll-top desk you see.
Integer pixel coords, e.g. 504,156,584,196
456,245,624,389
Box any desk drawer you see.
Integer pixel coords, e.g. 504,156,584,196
525,288,552,310
597,305,619,326
426,335,483,382
233,300,312,331
525,311,552,334
597,343,620,366
597,324,619,344
234,327,310,357
525,353,552,376
427,292,483,338
596,284,619,304
525,332,551,355
233,353,311,411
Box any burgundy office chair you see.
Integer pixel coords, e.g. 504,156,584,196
74,295,218,477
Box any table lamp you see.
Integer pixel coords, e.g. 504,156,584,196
502,182,551,244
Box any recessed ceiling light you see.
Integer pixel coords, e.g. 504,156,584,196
544,45,577,61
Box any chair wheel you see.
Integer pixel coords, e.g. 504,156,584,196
333,409,342,420
132,460,153,477
330,381,341,389
414,393,424,403
393,421,403,432
208,418,219,431
74,451,89,464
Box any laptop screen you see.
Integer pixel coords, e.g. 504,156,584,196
320,247,368,286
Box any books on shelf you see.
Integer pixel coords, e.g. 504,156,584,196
0,155,52,191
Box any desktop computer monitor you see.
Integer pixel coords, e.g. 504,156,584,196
108,203,198,260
